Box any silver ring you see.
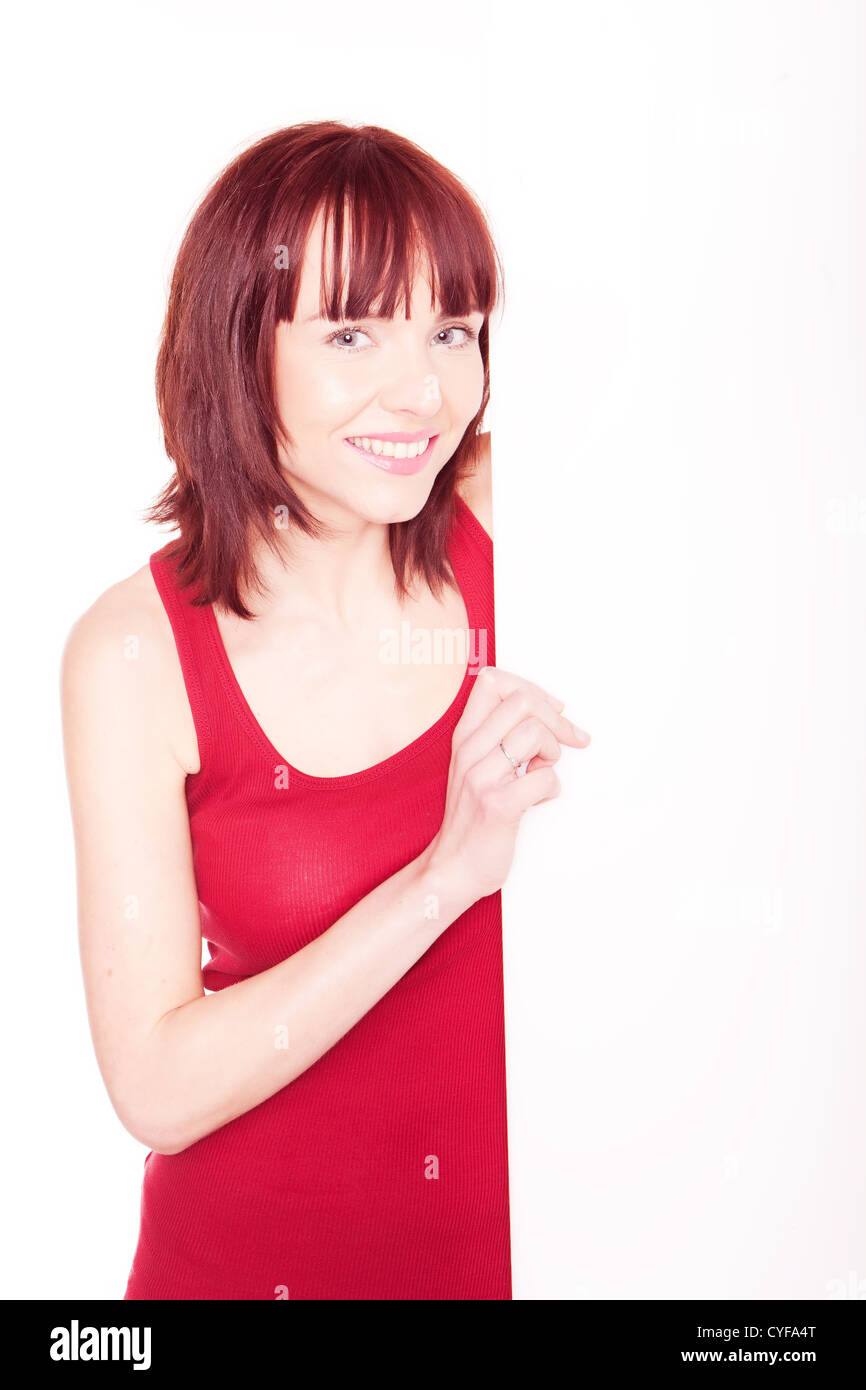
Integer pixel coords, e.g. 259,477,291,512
499,738,520,775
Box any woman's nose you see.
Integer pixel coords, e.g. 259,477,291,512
379,370,441,414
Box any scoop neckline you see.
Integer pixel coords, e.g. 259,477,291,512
202,494,483,790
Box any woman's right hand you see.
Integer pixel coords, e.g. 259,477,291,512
425,665,591,904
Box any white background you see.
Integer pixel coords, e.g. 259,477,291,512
2,0,863,1299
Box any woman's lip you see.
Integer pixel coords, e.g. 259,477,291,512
343,435,438,475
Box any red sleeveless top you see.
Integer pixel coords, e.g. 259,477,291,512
123,494,512,1300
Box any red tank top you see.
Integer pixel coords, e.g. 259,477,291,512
123,494,512,1300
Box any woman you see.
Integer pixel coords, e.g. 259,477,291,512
61,121,591,1300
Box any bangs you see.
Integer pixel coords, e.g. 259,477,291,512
272,142,501,326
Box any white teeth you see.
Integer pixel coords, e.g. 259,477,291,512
347,436,430,459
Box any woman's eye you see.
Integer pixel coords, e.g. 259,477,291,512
326,327,372,352
434,325,478,349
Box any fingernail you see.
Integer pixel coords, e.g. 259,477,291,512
570,722,591,742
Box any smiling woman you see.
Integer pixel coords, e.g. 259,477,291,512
60,120,588,1303
146,122,503,618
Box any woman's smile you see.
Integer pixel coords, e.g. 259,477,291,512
343,433,439,474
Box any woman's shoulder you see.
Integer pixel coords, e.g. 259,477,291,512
455,431,493,542
60,560,200,777
62,560,170,665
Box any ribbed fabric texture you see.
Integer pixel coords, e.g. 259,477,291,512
123,495,512,1301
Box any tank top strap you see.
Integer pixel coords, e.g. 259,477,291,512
450,493,496,670
451,491,494,574
148,542,218,780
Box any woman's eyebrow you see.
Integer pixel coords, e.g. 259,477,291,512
304,309,482,325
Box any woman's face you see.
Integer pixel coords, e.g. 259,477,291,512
273,214,486,525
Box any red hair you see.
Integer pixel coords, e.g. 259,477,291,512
142,121,504,619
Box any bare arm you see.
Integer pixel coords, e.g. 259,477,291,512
147,851,461,1154
61,583,475,1158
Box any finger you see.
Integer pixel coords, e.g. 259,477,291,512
456,666,577,744
483,714,562,783
459,687,585,778
490,762,562,819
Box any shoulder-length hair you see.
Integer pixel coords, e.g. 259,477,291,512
142,120,504,619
